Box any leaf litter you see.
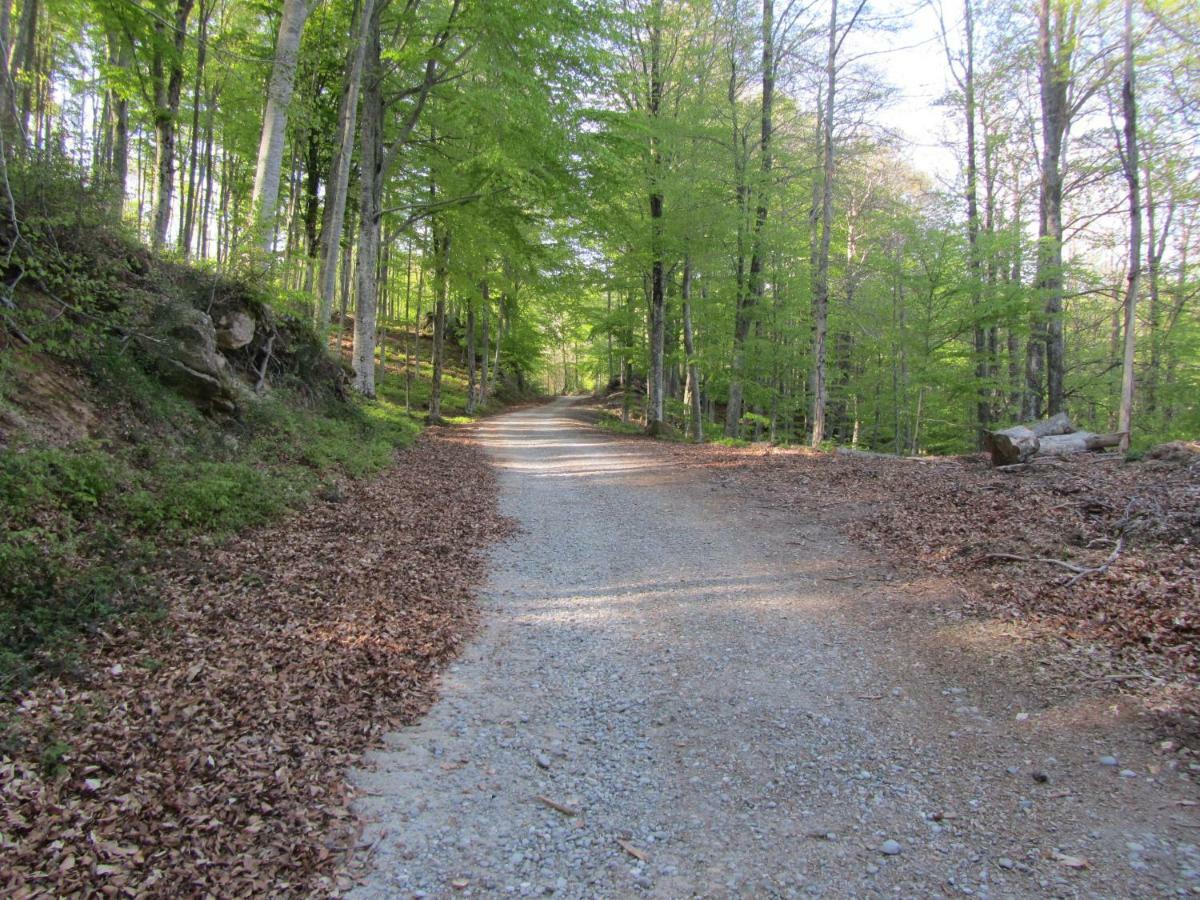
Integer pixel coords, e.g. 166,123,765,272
1,431,512,897
659,439,1199,719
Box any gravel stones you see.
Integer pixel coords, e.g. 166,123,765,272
347,399,1200,899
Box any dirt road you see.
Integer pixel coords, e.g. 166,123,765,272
351,398,1198,898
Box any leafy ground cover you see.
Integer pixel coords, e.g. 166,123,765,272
651,436,1199,725
0,430,511,895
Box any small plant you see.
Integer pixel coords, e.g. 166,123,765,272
39,738,72,778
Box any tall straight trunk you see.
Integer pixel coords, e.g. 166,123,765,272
338,204,355,356
198,93,216,258
959,0,988,443
179,1,209,256
465,295,477,413
150,0,196,249
646,0,666,436
215,144,228,264
726,0,774,438
350,15,383,396
111,42,131,199
318,0,372,327
0,0,16,140
811,0,838,446
1143,178,1171,417
622,290,634,423
407,252,425,411
1034,0,1071,416
10,0,36,142
428,219,451,421
479,279,490,406
251,0,311,250
301,128,321,293
721,10,748,436
1117,0,1139,454
681,255,703,442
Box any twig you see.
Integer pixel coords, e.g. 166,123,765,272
534,795,579,816
1063,536,1123,587
254,332,276,395
982,536,1124,588
983,552,1090,575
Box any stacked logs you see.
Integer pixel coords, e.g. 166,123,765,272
985,412,1125,467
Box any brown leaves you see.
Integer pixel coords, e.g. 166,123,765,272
2,432,512,897
659,440,1199,685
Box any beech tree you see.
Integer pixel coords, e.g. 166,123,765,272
9,0,1196,449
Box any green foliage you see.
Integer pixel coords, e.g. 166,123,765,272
595,409,646,436
38,739,72,778
0,333,425,692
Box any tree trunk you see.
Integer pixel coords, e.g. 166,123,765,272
465,295,477,413
1116,0,1139,454
646,0,666,437
318,0,372,328
0,0,16,141
1035,0,1071,416
811,0,838,447
960,0,989,443
985,411,1090,465
251,0,311,251
150,0,196,249
681,255,703,442
479,279,490,407
179,0,209,256
724,0,774,438
428,218,450,422
10,0,37,143
350,14,383,397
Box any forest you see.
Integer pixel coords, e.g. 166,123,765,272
2,0,1199,894
0,0,1195,454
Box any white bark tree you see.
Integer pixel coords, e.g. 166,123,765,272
318,0,375,328
1117,0,1140,453
250,0,313,251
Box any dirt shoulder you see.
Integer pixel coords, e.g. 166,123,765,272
1,432,511,896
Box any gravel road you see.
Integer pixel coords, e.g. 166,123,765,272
351,397,1199,898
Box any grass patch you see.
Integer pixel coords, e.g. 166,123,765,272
0,341,426,690
596,410,649,436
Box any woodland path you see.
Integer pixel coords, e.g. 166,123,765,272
351,397,1199,898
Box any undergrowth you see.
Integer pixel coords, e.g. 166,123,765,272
0,162,533,691
0,346,422,690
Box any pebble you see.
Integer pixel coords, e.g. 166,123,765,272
1120,769,1138,778
346,403,1190,899
1100,756,1120,766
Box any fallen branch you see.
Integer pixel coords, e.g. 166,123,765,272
982,536,1124,588
254,332,276,395
1063,536,1124,587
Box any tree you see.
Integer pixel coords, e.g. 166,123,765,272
811,0,867,447
150,0,197,248
1116,0,1139,453
250,0,313,251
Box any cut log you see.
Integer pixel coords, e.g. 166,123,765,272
1037,431,1124,457
985,413,1124,467
984,412,1077,466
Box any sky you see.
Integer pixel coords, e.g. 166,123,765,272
856,0,965,187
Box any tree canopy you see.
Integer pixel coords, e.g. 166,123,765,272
3,0,1197,451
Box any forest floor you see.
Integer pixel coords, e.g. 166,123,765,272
351,397,1199,899
1,431,513,896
